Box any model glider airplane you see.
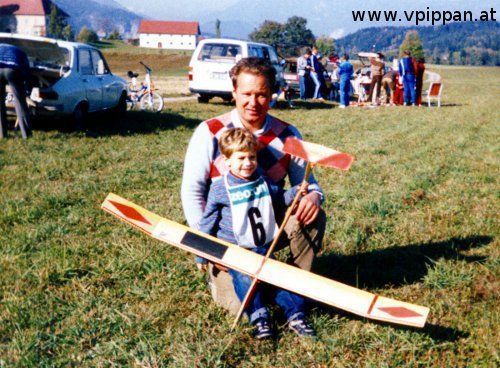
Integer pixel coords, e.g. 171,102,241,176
101,193,429,328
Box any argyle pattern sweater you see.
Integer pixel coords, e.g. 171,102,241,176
181,109,323,229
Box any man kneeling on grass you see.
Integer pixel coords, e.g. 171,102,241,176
196,128,316,339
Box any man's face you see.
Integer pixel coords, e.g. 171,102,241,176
225,150,257,180
232,72,271,130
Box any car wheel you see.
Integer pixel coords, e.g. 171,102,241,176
71,102,87,131
197,94,209,103
116,92,128,117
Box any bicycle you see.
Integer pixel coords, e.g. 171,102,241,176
126,61,164,112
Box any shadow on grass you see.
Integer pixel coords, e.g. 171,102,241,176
421,323,469,342
32,110,201,137
305,235,491,341
282,100,335,110
311,304,469,342
314,235,492,289
432,103,463,108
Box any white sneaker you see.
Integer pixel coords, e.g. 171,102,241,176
339,105,346,109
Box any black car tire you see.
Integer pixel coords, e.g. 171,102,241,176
115,92,128,117
197,94,209,103
71,102,88,131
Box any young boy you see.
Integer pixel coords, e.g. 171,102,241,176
196,128,316,339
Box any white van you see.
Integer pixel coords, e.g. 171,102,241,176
188,38,284,103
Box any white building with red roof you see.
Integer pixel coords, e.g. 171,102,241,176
138,20,200,50
0,0,68,36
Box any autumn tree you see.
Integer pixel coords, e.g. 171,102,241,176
249,20,283,46
315,36,335,57
77,27,98,44
61,25,74,41
108,29,121,40
399,30,425,60
282,16,315,55
249,16,315,57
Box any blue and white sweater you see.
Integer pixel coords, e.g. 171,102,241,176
196,171,299,264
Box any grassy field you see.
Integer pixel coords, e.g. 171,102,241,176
0,62,498,367
101,40,192,80
99,42,192,97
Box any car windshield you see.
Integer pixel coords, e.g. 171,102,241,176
198,43,242,62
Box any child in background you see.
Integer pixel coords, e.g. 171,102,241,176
196,128,316,339
127,70,140,101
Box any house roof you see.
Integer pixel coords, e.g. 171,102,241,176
0,0,68,17
139,20,200,35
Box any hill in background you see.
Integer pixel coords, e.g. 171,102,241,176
53,0,143,38
335,21,499,66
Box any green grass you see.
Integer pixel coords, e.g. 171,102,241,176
0,65,498,367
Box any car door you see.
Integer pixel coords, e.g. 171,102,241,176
78,48,102,112
90,49,121,109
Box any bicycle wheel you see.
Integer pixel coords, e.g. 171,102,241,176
140,91,164,112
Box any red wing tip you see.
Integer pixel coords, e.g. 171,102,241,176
377,307,423,319
317,153,354,170
108,200,152,226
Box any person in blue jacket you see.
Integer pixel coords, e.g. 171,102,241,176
398,50,416,106
337,54,354,108
0,43,32,139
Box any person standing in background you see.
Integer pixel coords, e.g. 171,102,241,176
367,53,385,105
414,58,426,106
337,54,353,108
297,48,312,100
310,46,324,101
399,50,416,106
0,43,32,139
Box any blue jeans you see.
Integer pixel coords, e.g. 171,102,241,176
299,74,308,99
310,72,321,99
228,247,305,324
403,74,416,105
339,78,351,106
330,82,340,102
0,68,32,139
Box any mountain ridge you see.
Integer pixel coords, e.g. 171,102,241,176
335,21,499,66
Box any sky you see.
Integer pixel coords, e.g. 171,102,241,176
113,0,240,21
112,0,498,38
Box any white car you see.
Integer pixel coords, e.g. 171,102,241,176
188,38,284,103
0,33,128,128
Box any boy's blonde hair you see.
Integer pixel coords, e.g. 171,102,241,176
219,128,258,158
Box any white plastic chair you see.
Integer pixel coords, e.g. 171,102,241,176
426,82,443,107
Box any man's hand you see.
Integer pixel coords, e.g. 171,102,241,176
295,191,321,225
